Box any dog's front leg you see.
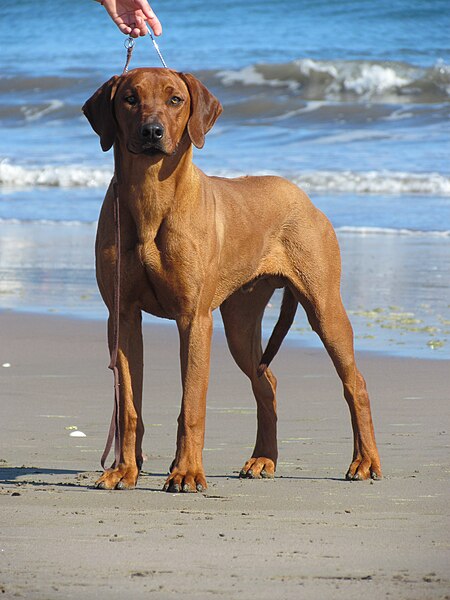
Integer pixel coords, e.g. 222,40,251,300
164,311,213,493
96,307,144,490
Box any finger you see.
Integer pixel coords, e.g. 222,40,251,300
134,15,147,36
118,22,140,38
117,22,132,35
136,1,162,35
147,14,162,36
129,27,141,38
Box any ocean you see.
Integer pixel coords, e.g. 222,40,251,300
0,0,449,359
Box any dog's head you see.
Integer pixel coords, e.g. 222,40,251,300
82,68,222,156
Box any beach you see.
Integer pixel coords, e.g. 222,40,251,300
1,0,449,597
1,312,449,599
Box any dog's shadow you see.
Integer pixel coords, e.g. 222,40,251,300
0,466,346,494
0,466,93,489
0,466,168,492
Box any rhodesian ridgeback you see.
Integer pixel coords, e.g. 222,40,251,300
83,67,381,492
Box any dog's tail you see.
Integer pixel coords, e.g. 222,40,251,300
257,287,298,377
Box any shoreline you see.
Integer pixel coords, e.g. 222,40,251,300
1,311,449,599
2,303,449,363
1,218,449,362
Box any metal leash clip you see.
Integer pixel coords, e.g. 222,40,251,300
122,36,135,74
121,28,168,75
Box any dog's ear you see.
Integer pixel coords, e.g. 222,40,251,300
82,76,120,152
179,73,222,149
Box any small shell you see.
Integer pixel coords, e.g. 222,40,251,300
2,363,11,368
70,431,86,437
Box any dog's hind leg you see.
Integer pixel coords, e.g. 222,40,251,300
299,291,381,480
220,280,278,479
96,306,144,490
286,220,382,480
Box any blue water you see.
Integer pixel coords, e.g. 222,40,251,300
1,0,449,225
2,1,450,71
0,1,449,358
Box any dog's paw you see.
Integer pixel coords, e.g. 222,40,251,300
239,457,275,479
345,456,382,481
163,467,207,493
95,464,139,490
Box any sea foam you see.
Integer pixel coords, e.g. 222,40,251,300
0,160,112,188
292,170,450,196
215,58,450,101
1,160,449,197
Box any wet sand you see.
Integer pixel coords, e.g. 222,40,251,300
1,220,449,360
0,312,449,599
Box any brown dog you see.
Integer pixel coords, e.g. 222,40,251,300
83,67,381,492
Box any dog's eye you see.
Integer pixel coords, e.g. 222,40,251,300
169,96,183,106
125,95,137,105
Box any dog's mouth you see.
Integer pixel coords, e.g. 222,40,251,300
141,144,167,157
127,142,170,157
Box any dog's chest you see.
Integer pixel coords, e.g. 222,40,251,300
136,228,211,316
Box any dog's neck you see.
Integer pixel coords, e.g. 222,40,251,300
113,135,201,242
114,132,195,186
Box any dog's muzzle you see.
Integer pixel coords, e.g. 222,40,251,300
137,122,167,155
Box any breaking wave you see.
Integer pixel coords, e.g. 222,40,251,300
1,160,449,197
0,161,112,188
292,170,450,196
212,58,450,102
335,226,450,237
5,59,448,104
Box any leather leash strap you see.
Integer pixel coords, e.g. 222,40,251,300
100,38,136,470
122,37,135,74
101,177,122,469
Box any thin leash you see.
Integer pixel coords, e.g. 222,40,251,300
148,30,168,68
101,30,169,471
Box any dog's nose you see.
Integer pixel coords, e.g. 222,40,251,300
141,123,165,142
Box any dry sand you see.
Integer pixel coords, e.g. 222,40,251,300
0,312,449,599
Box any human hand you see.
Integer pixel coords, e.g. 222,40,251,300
100,0,162,37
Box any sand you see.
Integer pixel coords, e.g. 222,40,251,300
0,311,449,599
